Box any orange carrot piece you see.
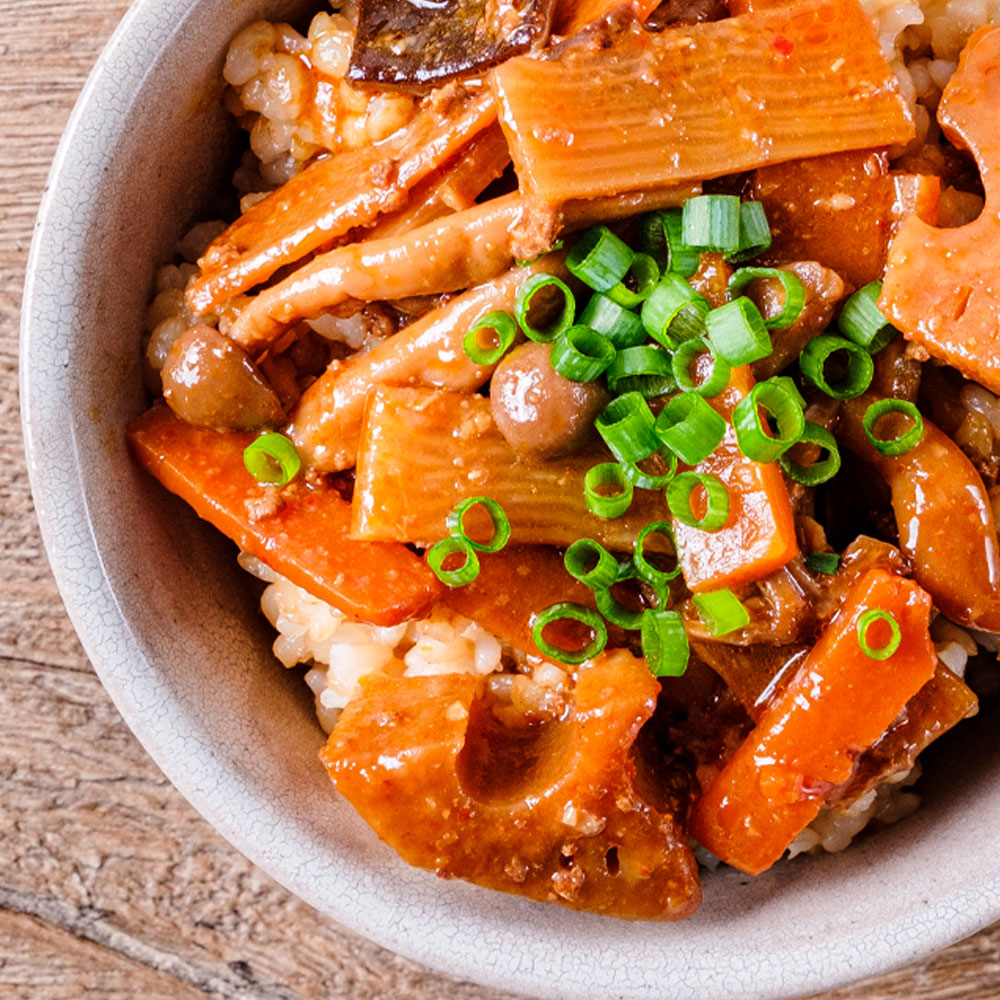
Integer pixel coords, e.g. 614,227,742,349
689,568,937,875
492,0,913,209
127,406,441,626
880,26,1000,393
673,366,798,591
187,88,498,314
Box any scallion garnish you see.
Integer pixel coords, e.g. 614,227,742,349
839,281,897,353
426,536,480,587
605,344,677,398
727,267,805,329
671,336,732,398
462,310,517,366
243,432,301,486
595,392,661,463
579,293,646,348
682,194,741,253
692,587,750,636
806,551,841,575
856,607,902,660
514,273,576,343
584,462,634,519
705,297,772,365
566,225,633,292
641,273,710,348
564,538,620,590
777,421,841,485
732,378,805,463
640,609,690,677
594,568,650,630
620,450,678,490
641,209,700,277
633,520,682,587
728,200,772,263
608,252,660,308
531,602,608,664
666,472,730,531
862,398,924,456
550,325,616,382
446,496,511,553
799,334,874,399
654,393,727,466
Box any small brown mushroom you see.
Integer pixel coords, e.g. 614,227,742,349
490,341,609,459
161,325,285,432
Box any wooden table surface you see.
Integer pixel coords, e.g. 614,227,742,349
4,1,1000,997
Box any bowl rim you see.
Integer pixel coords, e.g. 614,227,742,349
20,2,1000,997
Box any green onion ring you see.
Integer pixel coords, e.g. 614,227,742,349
579,293,647,348
564,538,619,590
243,432,302,486
705,296,773,366
641,273,710,348
514,273,576,343
640,609,690,677
595,392,661,464
727,200,772,264
550,325,616,382
654,393,727,467
666,472,730,531
426,536,480,587
799,334,874,399
633,520,682,587
691,588,750,636
640,209,700,277
461,310,517,366
566,226,633,292
584,462,634,518
862,398,924,456
839,281,897,353
671,336,732,398
682,194,741,253
777,421,842,485
446,496,511,553
620,450,678,490
608,252,660,308
531,602,608,664
732,378,806,463
856,607,902,660
727,267,805,329
605,344,677,398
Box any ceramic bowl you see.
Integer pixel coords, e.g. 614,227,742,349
20,1,1000,997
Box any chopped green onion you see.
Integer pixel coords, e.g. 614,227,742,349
594,573,651,630
608,253,660,308
839,281,897,353
564,538,619,590
550,325,616,382
462,310,517,366
856,607,902,660
595,392,661,463
633,520,682,586
585,462,634,518
671,336,732,398
426,536,480,587
666,472,730,531
769,374,807,411
682,194,741,253
728,200,772,263
243,432,301,486
566,226,633,292
446,496,511,553
531,602,608,664
641,273,710,348
640,209,700,277
732,378,805,463
514,273,576,343
806,551,841,575
778,421,841,485
692,588,750,636
705,297,773,365
579,293,646,348
799,334,875,399
727,267,805,329
863,398,924,456
654,393,727,466
605,344,677,398
620,450,678,490
641,609,690,677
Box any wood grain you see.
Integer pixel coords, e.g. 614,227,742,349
2,0,999,996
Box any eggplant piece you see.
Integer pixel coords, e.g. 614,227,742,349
348,0,555,91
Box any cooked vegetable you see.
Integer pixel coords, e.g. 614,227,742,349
880,26,1000,394
492,0,913,214
126,406,441,625
689,568,937,875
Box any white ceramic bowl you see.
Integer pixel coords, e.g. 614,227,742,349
20,2,1000,997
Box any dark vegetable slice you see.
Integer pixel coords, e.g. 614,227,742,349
349,0,555,91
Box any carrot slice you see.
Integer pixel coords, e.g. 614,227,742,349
127,406,441,626
689,568,937,875
880,26,1000,393
673,365,798,591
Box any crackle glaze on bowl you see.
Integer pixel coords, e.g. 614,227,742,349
19,1,1000,996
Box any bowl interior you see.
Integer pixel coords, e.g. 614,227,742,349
21,2,1000,997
